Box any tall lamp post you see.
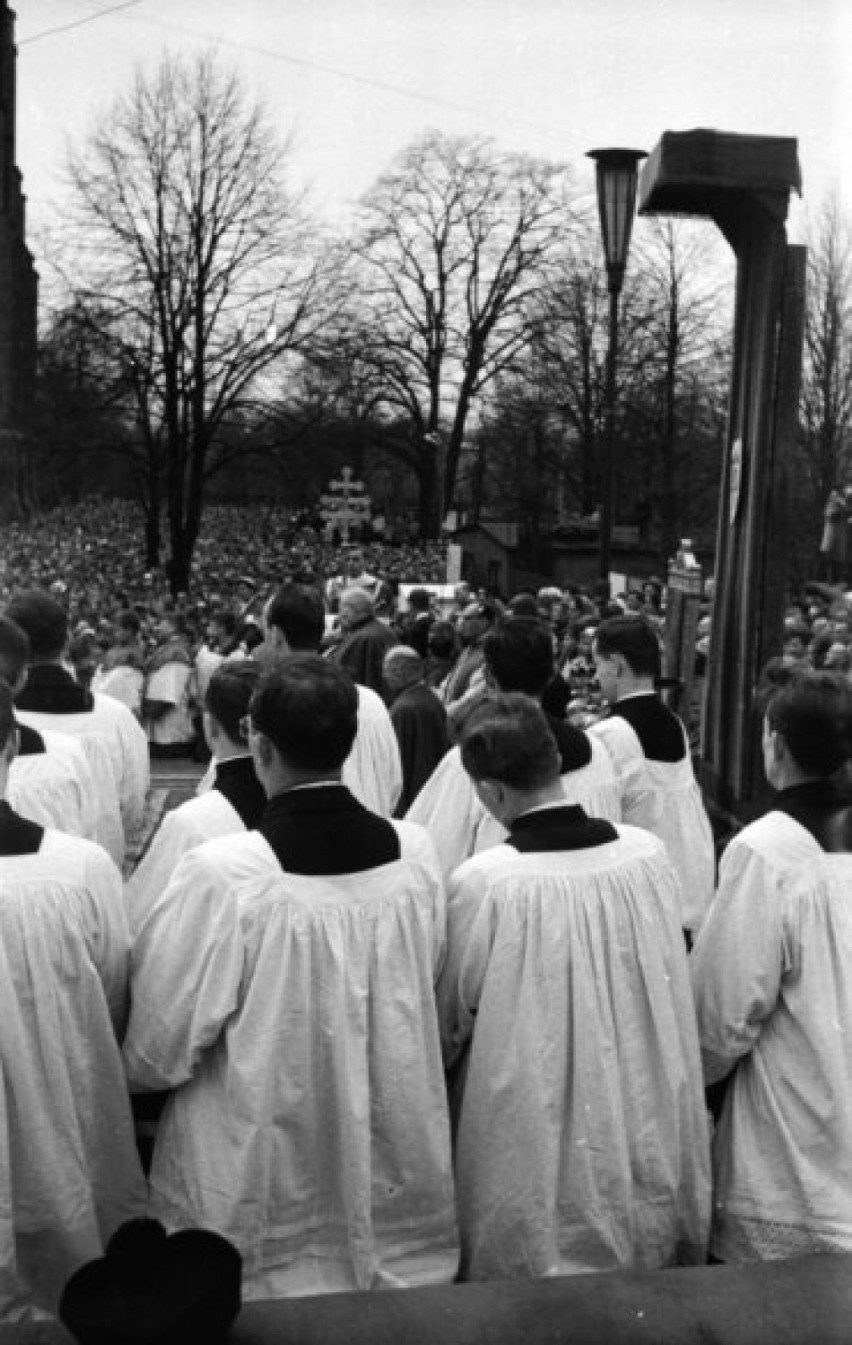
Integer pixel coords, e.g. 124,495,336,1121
587,147,647,588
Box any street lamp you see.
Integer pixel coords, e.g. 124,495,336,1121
587,147,647,588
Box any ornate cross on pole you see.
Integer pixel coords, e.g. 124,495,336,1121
319,466,372,545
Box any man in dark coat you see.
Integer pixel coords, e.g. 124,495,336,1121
383,647,449,816
329,588,399,695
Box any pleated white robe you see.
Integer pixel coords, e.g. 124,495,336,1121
590,715,715,933
0,832,146,1317
124,789,246,937
16,696,150,865
123,825,458,1298
7,729,97,840
406,738,622,880
691,810,852,1261
438,826,711,1280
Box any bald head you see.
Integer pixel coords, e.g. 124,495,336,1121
340,587,375,630
383,645,424,696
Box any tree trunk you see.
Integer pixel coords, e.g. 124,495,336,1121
417,454,442,539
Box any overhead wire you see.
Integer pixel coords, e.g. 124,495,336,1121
19,0,146,47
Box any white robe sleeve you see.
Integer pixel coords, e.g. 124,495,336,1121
78,841,132,1038
342,685,402,817
123,848,245,1091
405,748,488,880
104,698,150,839
436,859,497,1068
690,833,786,1085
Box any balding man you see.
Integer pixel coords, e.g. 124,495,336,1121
383,646,449,815
329,587,399,694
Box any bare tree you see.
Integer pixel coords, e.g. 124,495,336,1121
63,52,332,591
798,195,852,570
343,131,577,536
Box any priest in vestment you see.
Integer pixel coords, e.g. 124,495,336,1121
124,655,458,1298
0,681,145,1320
125,659,264,936
590,614,715,939
407,617,621,879
7,589,149,866
438,694,710,1281
692,669,852,1262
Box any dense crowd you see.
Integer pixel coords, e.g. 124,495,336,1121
0,498,850,1333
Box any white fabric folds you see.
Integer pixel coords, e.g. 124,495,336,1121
0,832,146,1317
123,825,458,1297
691,809,852,1261
438,827,711,1280
406,738,622,880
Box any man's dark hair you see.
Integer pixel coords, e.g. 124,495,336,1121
594,615,661,680
205,659,261,744
117,610,141,638
484,617,554,697
250,655,358,771
764,669,852,778
0,678,14,753
265,584,325,652
407,588,432,612
428,620,457,661
5,590,68,662
460,693,560,790
212,609,238,638
0,617,30,688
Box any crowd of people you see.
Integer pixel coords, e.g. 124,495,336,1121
0,496,850,1333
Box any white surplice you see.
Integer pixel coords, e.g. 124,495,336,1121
438,826,711,1280
16,695,150,865
405,738,622,880
124,789,245,937
342,684,402,817
0,831,146,1317
691,809,852,1261
8,729,97,840
590,715,715,933
123,824,458,1298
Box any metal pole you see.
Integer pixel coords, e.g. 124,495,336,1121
599,282,620,587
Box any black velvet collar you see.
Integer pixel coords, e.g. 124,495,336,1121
772,778,852,853
213,755,267,830
606,694,686,762
0,800,44,855
507,804,618,853
15,721,45,756
260,784,400,875
16,665,94,714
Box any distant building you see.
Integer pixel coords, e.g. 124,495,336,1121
0,1,37,516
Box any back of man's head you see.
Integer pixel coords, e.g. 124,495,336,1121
265,584,325,653
765,668,852,778
594,615,660,680
205,659,261,746
250,655,358,772
460,693,560,791
484,617,554,697
5,590,68,663
0,617,30,690
340,588,375,624
384,646,424,697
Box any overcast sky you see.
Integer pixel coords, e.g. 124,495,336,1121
13,0,850,245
